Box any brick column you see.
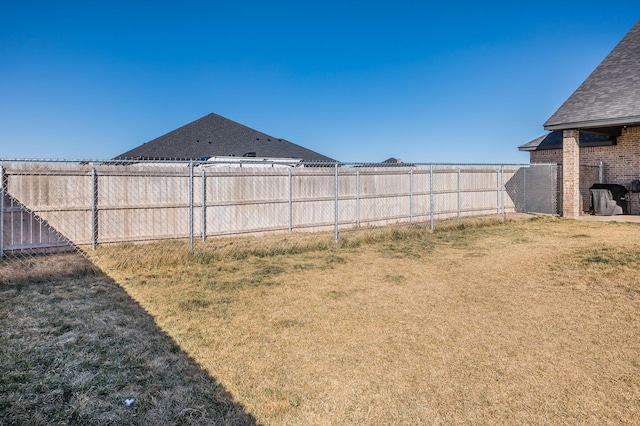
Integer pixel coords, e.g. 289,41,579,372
562,129,580,218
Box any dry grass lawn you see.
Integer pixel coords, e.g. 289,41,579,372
3,216,640,424
0,255,256,425
84,216,640,425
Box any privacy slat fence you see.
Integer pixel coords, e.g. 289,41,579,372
1,161,558,257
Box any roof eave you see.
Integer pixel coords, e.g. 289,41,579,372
544,115,640,131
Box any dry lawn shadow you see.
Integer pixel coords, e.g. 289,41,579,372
0,253,257,425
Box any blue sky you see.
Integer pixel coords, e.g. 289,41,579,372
1,1,639,163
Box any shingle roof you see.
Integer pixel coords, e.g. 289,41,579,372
518,131,614,151
544,20,640,131
114,113,336,162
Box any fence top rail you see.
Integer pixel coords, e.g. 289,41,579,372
0,158,532,168
0,164,533,179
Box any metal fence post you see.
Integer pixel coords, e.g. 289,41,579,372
189,162,194,251
457,168,461,217
429,164,434,231
334,164,339,241
0,166,5,257
500,165,505,221
356,170,360,228
91,168,98,250
549,164,564,214
288,169,293,232
496,168,500,215
553,163,559,215
599,161,603,184
523,166,527,213
201,168,207,242
409,169,413,223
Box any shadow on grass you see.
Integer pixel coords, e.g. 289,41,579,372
0,253,257,425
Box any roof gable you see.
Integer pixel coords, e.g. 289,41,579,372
544,20,640,131
114,113,336,162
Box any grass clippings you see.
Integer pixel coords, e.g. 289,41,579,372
0,254,256,425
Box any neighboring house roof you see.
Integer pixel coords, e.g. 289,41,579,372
382,158,416,167
354,158,416,167
382,157,402,164
518,131,615,151
114,113,336,163
544,20,640,134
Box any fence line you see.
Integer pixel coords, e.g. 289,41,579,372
1,167,4,258
0,160,557,257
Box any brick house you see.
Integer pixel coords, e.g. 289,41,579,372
519,20,640,217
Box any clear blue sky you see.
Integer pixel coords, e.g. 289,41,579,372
1,1,639,163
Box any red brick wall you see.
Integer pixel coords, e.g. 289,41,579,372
529,126,640,214
562,130,581,218
530,149,562,164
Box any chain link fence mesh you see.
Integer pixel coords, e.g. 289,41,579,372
505,163,561,215
2,160,563,277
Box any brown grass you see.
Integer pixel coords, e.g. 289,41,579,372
0,254,256,425
4,216,639,424
85,216,640,425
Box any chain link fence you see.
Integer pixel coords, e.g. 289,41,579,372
505,163,561,215
1,159,561,274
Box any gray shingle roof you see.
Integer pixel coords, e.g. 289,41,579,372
114,113,336,162
544,20,640,131
518,131,614,151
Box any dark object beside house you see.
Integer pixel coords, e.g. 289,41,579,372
591,190,623,215
590,183,628,214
